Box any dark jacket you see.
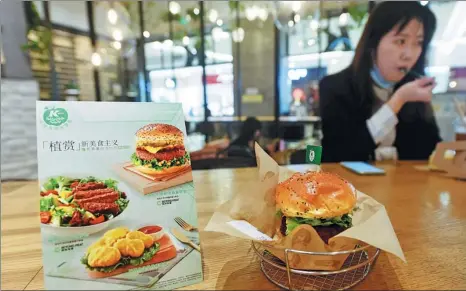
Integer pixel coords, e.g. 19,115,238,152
319,67,441,162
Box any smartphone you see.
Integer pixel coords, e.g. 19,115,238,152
340,161,386,175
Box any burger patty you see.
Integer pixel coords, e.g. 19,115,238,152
313,225,347,244
74,182,106,192
80,202,120,214
75,192,119,205
136,146,186,161
74,188,115,199
280,216,347,244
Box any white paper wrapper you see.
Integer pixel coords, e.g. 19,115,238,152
204,144,406,270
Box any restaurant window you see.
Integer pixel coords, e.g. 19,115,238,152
74,35,96,101
423,1,466,141
204,1,235,121
52,29,91,101
26,1,95,100
93,1,140,102
144,1,204,121
50,1,89,31
33,1,46,20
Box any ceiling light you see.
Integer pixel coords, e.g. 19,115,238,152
212,27,224,41
246,6,257,21
183,36,190,45
217,19,223,26
169,1,181,15
143,31,150,38
258,8,268,21
163,39,173,47
193,8,200,15
449,81,457,88
232,27,245,43
91,52,102,66
339,12,349,26
291,1,301,12
165,78,176,89
112,41,121,50
208,9,218,23
112,30,123,41
288,20,294,28
108,8,118,24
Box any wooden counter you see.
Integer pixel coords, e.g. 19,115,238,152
2,162,466,290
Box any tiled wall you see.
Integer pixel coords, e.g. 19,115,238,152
1,79,39,180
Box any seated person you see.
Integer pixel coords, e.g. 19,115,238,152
222,117,263,158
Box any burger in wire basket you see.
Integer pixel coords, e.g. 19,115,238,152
275,171,358,244
261,170,361,271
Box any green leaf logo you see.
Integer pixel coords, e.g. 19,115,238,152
43,108,68,126
306,145,322,165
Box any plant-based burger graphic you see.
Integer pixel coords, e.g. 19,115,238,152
131,124,191,176
39,176,129,227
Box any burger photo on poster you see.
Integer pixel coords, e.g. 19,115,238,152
275,171,358,244
130,124,191,176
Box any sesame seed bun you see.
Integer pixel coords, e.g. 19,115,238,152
135,124,184,147
276,171,357,219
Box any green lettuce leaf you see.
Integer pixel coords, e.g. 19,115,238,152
82,242,160,273
39,196,55,212
56,176,73,191
104,178,119,190
130,152,190,170
285,214,353,235
42,178,59,191
115,198,129,212
79,176,97,184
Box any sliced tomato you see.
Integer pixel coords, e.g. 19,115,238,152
40,190,58,196
89,215,105,225
70,181,80,189
40,211,51,224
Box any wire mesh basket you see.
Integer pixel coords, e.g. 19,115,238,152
252,241,380,290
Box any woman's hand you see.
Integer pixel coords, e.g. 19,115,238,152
388,77,436,113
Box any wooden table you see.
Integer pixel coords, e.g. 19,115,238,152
2,162,466,290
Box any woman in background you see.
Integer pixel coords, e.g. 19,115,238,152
319,2,441,162
227,117,263,157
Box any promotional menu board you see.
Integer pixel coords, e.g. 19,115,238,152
36,101,202,290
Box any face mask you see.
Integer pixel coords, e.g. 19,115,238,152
370,65,395,89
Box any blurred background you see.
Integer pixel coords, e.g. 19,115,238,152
1,1,466,178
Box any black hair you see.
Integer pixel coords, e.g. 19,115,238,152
240,117,262,140
232,117,262,146
351,1,436,109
